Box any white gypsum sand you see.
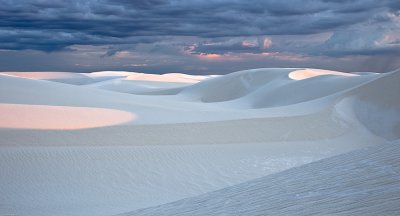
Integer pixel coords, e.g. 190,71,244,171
120,140,400,216
0,68,399,216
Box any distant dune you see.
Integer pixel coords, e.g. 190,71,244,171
0,68,399,216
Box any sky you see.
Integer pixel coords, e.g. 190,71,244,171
0,0,400,74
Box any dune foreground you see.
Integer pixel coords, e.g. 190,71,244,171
0,68,399,216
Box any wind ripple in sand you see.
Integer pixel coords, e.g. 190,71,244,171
0,104,135,130
123,142,400,216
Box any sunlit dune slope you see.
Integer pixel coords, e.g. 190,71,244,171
0,103,134,130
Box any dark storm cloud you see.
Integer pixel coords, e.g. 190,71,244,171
311,29,400,57
0,0,399,52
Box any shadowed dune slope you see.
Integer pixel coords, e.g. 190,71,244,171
119,141,400,216
176,68,378,109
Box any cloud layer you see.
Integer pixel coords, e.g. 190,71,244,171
0,0,399,73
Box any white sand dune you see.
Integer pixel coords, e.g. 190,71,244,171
0,68,399,216
344,69,400,140
89,72,212,94
175,68,379,109
121,141,400,216
84,79,191,95
2,70,210,84
124,72,209,83
1,71,95,85
288,68,357,80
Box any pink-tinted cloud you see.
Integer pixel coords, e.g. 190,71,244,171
263,38,272,49
241,40,258,47
115,51,136,58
